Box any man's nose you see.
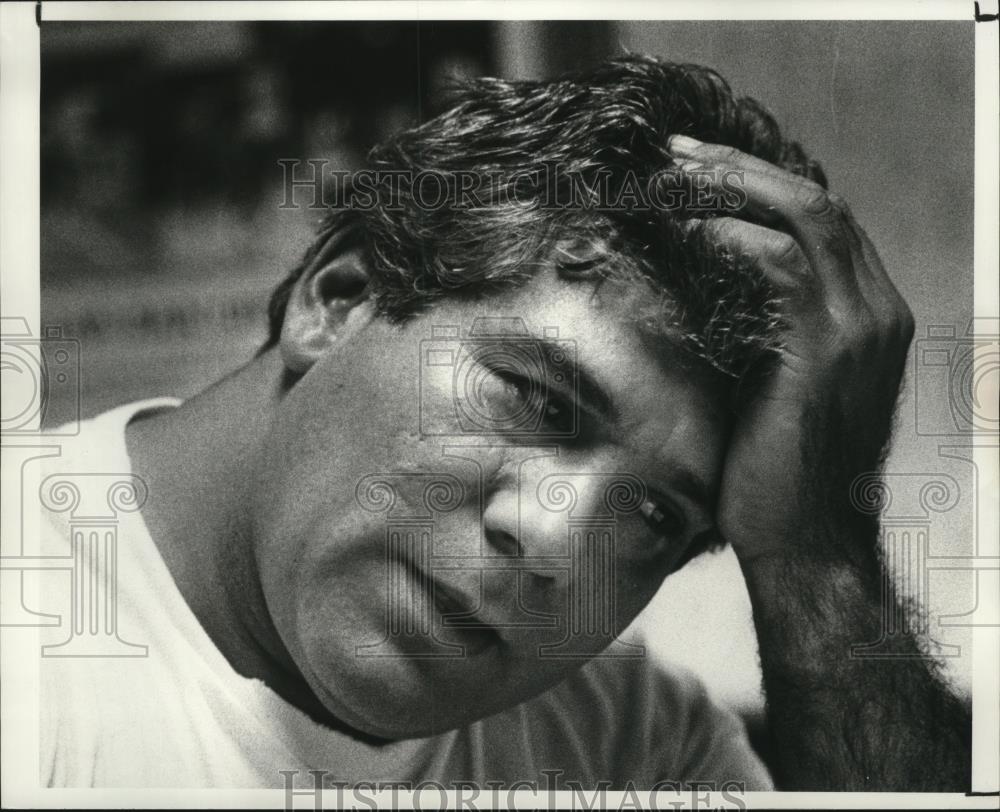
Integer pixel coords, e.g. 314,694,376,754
481,464,638,573
482,487,561,570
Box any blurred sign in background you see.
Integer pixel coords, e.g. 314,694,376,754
40,21,619,422
39,20,979,755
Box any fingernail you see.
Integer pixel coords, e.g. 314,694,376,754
668,134,702,156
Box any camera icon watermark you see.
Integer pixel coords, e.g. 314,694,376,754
914,318,999,436
0,317,81,435
418,317,578,437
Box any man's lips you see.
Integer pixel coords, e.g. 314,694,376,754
389,547,504,656
427,575,503,656
387,544,504,657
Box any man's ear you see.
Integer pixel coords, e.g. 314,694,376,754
279,235,376,374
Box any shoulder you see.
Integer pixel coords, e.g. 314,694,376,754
520,655,772,789
34,400,177,549
546,654,720,742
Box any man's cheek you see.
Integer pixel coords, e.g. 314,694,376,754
611,564,666,629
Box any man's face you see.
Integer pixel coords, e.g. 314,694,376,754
250,268,730,739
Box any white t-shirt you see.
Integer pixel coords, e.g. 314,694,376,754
38,400,773,790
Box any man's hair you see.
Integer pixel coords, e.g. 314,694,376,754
262,54,826,379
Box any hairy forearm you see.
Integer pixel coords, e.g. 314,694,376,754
669,133,970,791
742,541,971,791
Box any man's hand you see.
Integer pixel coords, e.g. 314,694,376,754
666,134,970,791
668,133,912,562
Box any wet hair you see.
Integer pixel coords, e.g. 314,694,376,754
261,54,826,379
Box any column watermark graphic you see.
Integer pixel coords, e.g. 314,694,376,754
849,465,999,658
33,473,149,657
355,472,468,658
535,473,647,659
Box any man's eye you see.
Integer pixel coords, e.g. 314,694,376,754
638,497,686,542
497,373,576,435
538,391,575,434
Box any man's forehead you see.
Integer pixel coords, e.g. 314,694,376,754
419,268,732,425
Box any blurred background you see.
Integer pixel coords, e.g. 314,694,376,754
39,20,980,765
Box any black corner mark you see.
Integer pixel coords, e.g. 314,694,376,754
975,1,999,21
36,0,41,28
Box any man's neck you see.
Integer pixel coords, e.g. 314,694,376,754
123,351,392,744
124,352,286,677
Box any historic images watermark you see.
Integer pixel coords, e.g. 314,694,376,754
277,160,747,214
279,770,748,811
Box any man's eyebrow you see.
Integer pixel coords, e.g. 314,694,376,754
535,338,619,424
666,467,718,513
532,340,719,511
534,337,717,514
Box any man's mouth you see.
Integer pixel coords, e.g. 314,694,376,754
427,576,503,657
386,545,504,657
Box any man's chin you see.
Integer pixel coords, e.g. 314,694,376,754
302,661,492,741
314,696,475,742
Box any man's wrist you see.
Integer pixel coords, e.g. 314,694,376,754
738,541,888,681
